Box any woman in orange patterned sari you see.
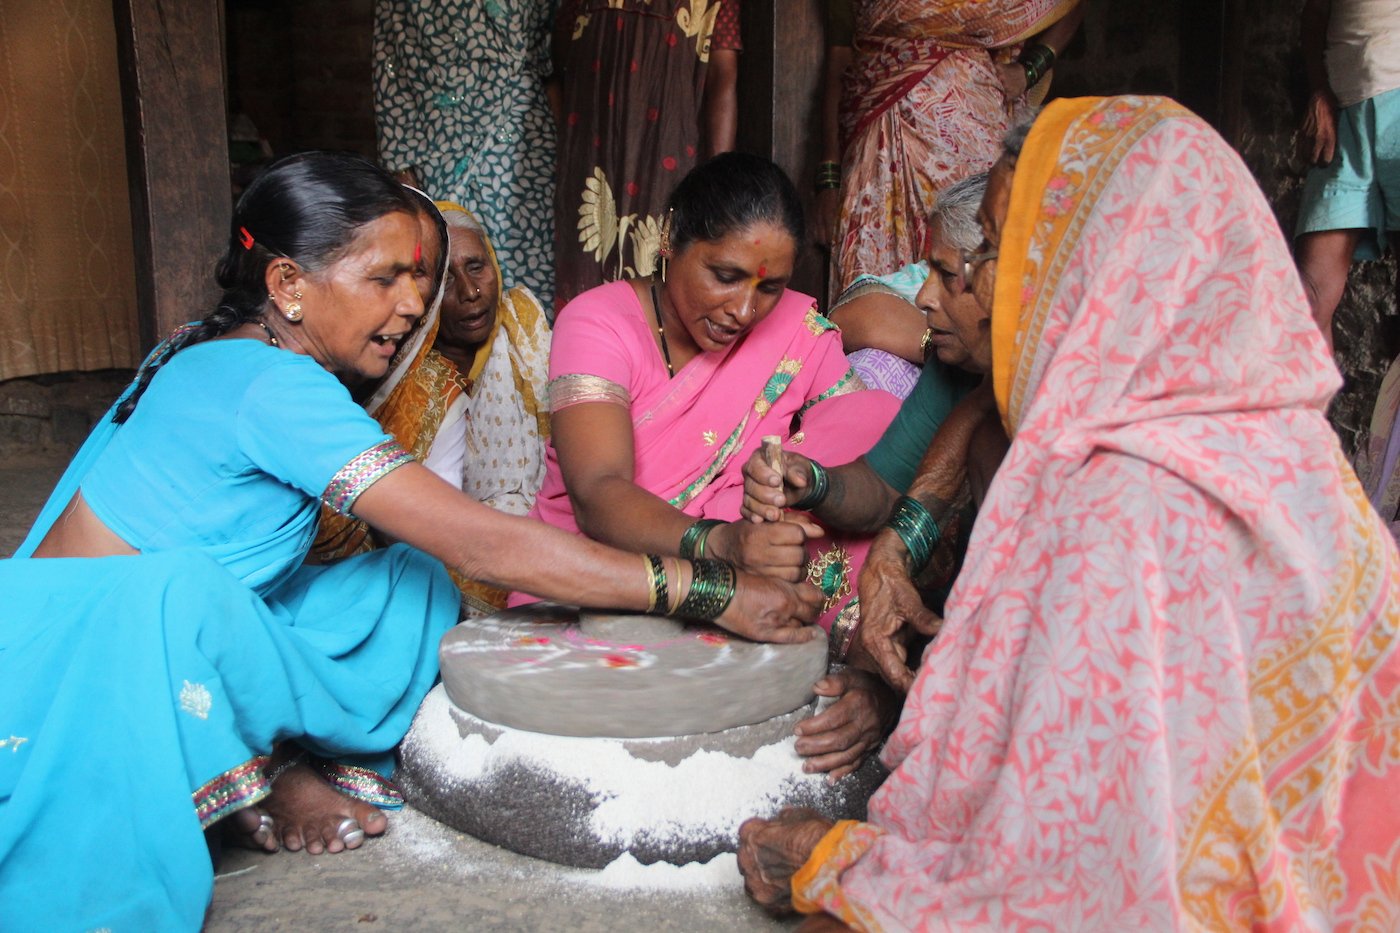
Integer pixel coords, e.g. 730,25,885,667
740,96,1400,930
821,0,1081,296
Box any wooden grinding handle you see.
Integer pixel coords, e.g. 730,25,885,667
761,435,784,478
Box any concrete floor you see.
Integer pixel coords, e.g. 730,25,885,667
2,456,797,932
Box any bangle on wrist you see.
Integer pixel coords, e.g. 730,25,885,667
885,496,941,575
789,459,830,511
665,557,684,615
643,553,668,612
1017,42,1055,89
920,328,935,360
679,518,726,559
815,160,842,192
676,558,737,621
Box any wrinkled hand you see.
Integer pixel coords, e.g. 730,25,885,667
857,533,942,693
795,668,894,781
814,187,841,251
711,517,823,580
741,450,816,523
738,808,835,915
1299,89,1339,165
997,61,1029,100
717,573,824,644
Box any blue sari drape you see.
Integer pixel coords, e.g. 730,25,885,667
0,341,458,930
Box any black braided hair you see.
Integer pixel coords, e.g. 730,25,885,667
114,151,417,423
665,152,805,255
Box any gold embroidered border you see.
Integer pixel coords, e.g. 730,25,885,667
193,755,271,828
322,440,415,517
548,373,630,411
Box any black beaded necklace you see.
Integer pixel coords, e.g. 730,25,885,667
649,279,675,378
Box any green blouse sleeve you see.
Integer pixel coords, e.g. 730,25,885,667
864,361,975,493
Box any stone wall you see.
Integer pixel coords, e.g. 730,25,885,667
228,0,377,159
1057,0,1394,457
0,371,133,460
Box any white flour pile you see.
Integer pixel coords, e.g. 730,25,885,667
411,685,827,851
577,852,740,891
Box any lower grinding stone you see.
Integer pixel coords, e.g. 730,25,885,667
397,685,888,869
439,605,831,738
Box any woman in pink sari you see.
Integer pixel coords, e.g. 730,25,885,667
738,96,1400,929
821,0,1081,295
518,153,902,776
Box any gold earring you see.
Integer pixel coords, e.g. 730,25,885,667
658,210,673,283
284,290,303,322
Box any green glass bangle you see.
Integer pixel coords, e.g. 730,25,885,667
1018,43,1055,88
789,459,830,511
676,558,737,621
886,496,941,575
679,519,725,560
645,553,668,614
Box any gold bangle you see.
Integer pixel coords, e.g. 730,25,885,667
665,557,684,615
920,328,934,359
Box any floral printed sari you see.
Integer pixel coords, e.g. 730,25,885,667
792,97,1400,929
831,0,1075,294
519,282,900,651
552,0,742,311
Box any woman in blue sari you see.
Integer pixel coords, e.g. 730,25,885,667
0,152,821,931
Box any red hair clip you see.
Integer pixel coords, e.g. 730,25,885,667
238,226,254,250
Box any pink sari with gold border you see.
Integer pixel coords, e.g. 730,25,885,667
794,97,1400,929
521,282,900,648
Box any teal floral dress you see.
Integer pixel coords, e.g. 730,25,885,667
374,0,558,310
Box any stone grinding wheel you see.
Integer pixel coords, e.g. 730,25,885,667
396,606,888,868
437,604,829,738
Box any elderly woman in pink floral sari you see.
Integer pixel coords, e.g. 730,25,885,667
821,0,1081,296
739,96,1400,930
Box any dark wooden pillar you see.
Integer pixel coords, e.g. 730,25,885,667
112,0,230,347
737,0,827,301
1178,0,1245,145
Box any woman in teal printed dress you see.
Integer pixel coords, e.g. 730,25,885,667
374,0,558,309
0,152,820,930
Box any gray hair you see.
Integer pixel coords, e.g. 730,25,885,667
930,172,988,253
442,208,486,238
1002,112,1038,159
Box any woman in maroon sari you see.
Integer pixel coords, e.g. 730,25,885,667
552,0,741,313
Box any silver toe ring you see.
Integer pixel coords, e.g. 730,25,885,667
336,817,365,846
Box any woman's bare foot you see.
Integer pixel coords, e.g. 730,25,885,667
222,805,278,853
261,763,388,854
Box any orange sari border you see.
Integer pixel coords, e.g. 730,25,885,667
791,819,886,930
992,96,1191,434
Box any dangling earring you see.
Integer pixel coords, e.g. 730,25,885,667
657,210,673,283
283,290,304,322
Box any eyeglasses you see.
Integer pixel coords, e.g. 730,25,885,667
937,248,999,296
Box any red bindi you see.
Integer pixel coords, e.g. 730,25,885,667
413,241,422,264
757,265,768,278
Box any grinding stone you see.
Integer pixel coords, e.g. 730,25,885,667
439,605,830,738
396,685,888,869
